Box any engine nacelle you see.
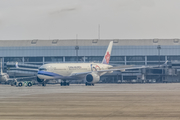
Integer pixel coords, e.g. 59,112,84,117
86,73,100,83
37,77,44,83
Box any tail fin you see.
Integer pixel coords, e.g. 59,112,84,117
1,58,2,74
102,41,113,64
15,62,19,68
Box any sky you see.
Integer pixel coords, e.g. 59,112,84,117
0,0,180,40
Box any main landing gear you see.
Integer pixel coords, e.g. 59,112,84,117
85,82,94,86
41,79,47,86
60,80,69,86
42,82,46,86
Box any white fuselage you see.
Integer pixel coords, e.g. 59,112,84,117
37,63,112,80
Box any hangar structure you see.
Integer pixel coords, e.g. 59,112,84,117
1,39,180,83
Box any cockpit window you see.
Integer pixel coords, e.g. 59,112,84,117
39,68,47,71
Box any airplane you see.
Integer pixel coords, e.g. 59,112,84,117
0,59,9,84
0,60,37,86
37,41,161,86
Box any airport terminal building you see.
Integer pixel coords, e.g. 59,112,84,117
1,39,180,83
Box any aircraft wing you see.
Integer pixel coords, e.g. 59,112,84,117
70,65,157,78
108,65,134,69
71,60,168,78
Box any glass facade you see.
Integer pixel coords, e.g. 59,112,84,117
110,56,125,61
126,56,145,61
24,57,43,62
147,62,165,65
126,62,145,65
1,43,180,66
147,56,165,61
167,56,180,61
109,62,125,65
4,57,23,62
26,63,43,65
65,56,84,62
85,56,103,62
45,57,63,62
3,55,178,65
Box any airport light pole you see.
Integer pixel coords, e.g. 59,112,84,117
157,45,161,66
75,46,79,63
75,34,79,63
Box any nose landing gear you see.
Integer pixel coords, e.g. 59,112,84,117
41,79,46,86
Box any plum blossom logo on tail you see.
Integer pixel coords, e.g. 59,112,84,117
105,52,110,64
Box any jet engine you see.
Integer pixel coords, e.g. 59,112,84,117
86,73,100,83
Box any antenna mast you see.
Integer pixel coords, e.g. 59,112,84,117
75,34,79,63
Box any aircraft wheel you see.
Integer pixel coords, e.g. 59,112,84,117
63,82,66,86
42,83,46,86
67,82,69,86
60,82,64,86
18,82,22,87
28,82,32,87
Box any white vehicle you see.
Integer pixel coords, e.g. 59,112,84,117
37,41,157,86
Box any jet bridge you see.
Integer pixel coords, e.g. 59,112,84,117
6,62,40,78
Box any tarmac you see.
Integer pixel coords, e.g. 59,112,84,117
1,83,180,120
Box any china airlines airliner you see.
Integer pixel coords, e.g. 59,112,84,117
37,41,159,86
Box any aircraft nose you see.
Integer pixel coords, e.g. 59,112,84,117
37,70,42,76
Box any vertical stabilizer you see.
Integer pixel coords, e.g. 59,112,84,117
1,58,2,74
102,41,113,64
15,62,19,68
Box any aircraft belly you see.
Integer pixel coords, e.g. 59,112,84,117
37,71,63,80
38,74,54,80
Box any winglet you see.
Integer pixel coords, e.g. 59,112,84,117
159,60,168,67
164,60,168,65
102,41,113,64
162,60,168,66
